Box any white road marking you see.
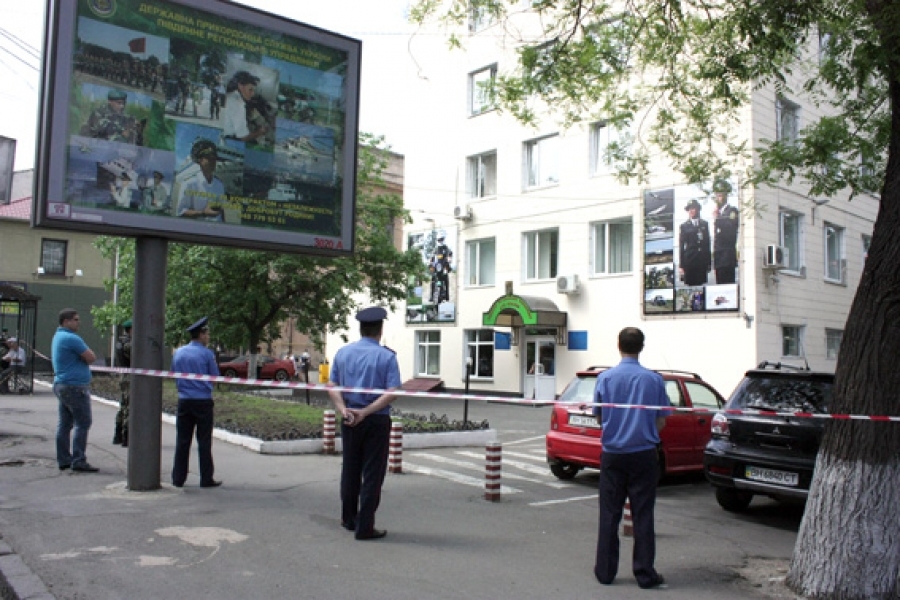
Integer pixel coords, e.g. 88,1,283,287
529,494,599,507
455,451,558,478
403,462,522,494
410,452,568,489
503,435,546,446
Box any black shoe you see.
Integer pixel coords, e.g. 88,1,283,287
112,436,123,445
355,529,386,540
59,464,71,471
200,480,222,488
341,521,356,532
638,574,666,590
72,463,99,473
172,481,184,488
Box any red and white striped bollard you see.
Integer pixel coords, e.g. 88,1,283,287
623,499,634,537
484,442,502,501
388,420,403,473
323,410,336,455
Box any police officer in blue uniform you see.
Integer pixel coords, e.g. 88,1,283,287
328,307,402,540
171,317,222,488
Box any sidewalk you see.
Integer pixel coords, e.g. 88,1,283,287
0,387,790,600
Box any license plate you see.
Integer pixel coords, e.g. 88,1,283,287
745,466,799,486
568,414,598,427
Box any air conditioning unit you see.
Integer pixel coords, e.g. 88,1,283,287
453,204,473,221
764,245,787,269
557,274,581,294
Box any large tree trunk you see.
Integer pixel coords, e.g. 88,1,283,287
787,9,900,594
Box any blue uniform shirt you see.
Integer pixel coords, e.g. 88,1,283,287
52,327,92,386
330,337,402,416
172,341,219,399
593,357,671,454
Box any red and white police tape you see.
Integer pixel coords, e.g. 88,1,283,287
87,365,900,422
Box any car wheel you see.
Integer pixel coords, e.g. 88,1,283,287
550,462,581,480
274,369,289,382
715,487,753,512
224,369,238,378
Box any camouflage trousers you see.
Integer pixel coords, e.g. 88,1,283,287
113,376,130,444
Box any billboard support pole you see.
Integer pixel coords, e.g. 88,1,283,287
128,237,168,491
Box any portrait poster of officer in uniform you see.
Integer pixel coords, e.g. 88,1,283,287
405,227,458,324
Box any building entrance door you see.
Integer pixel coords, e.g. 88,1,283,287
523,337,556,400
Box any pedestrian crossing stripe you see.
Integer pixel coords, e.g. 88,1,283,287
410,452,568,489
403,462,522,494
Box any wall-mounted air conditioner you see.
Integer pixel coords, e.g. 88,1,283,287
764,245,787,269
556,274,581,294
453,204,473,221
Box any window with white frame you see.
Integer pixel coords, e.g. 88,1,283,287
524,134,560,189
589,121,629,175
41,239,68,275
862,234,872,261
825,328,843,360
467,151,497,198
779,210,803,272
465,329,494,378
468,64,497,116
824,222,845,283
776,96,800,144
524,229,558,280
469,3,495,32
782,325,804,357
466,238,496,286
591,218,633,274
416,331,441,376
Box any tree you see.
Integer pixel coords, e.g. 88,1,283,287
410,1,898,597
94,134,425,354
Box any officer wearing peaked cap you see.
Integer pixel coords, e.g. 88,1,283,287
711,178,739,285
171,316,222,488
328,307,401,540
679,198,711,287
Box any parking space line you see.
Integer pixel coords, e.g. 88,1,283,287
455,451,558,478
503,435,546,446
411,453,569,489
403,462,522,494
529,494,598,507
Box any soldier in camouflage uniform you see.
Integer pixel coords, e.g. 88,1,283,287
112,320,132,447
80,90,141,144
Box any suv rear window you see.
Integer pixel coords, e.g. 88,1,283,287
729,375,832,413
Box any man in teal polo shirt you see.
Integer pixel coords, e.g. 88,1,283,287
52,308,98,472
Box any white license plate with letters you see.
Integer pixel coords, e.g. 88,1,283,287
568,414,599,428
745,466,799,487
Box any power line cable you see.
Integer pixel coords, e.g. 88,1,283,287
0,45,39,72
0,28,41,60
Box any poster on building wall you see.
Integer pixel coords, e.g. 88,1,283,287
34,0,360,256
643,180,740,314
405,226,458,323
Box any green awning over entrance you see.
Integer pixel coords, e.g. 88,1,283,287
482,294,567,328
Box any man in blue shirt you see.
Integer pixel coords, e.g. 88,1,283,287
593,327,670,590
328,306,402,540
171,317,221,488
52,308,98,472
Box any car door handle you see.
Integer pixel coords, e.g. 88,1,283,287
697,418,707,425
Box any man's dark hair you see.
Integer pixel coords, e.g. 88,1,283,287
59,308,78,325
618,327,645,354
360,320,384,338
190,327,207,340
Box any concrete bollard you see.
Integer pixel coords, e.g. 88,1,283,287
388,420,403,474
623,499,633,537
484,442,502,502
323,410,336,455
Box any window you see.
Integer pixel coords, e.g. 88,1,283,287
589,121,628,175
524,134,560,189
416,331,441,376
467,151,497,198
684,382,722,410
466,238,496,286
824,223,845,283
591,218,633,274
465,329,494,378
818,28,832,66
664,380,682,406
524,229,558,280
469,3,495,32
468,65,497,115
825,328,843,360
782,325,804,357
41,239,68,275
776,96,800,144
862,234,872,261
779,210,803,272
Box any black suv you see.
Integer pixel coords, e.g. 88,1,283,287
703,362,834,512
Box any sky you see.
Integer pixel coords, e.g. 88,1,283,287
0,0,429,171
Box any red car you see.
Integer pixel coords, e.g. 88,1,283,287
546,366,725,480
217,355,295,382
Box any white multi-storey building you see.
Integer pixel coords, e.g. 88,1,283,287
329,10,877,400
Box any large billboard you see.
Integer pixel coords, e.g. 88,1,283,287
643,180,740,314
33,0,360,256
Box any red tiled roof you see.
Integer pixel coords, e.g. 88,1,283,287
0,197,32,221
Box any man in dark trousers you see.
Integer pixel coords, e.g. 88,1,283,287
112,319,132,447
678,199,711,286
328,307,402,540
171,317,222,488
593,327,670,590
711,179,740,284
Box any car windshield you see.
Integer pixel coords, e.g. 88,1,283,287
557,375,597,404
729,376,832,413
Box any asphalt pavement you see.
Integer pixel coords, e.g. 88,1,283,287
0,384,799,600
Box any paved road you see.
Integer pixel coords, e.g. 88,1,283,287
0,386,800,599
